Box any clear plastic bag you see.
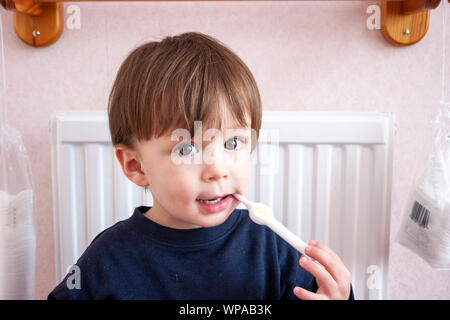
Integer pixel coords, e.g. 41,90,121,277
0,15,36,299
397,105,450,269
397,0,450,270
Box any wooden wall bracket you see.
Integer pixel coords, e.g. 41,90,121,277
381,0,442,46
0,0,446,48
1,0,63,47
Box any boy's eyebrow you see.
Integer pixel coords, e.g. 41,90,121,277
163,124,250,137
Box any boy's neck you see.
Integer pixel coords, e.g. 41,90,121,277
143,201,202,230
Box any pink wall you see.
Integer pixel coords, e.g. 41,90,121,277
1,1,449,299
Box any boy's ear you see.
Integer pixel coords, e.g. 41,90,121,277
114,145,149,187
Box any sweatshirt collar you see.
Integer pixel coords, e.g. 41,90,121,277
130,206,243,247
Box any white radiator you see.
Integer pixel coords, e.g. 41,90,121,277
50,110,395,300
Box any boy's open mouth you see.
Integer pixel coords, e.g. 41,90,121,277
196,194,234,214
196,194,232,205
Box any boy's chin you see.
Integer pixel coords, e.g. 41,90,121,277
196,208,235,228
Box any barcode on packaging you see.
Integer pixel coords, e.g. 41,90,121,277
410,201,431,228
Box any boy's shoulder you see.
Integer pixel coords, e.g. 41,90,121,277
47,214,136,299
75,212,138,264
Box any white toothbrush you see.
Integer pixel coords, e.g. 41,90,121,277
233,193,309,256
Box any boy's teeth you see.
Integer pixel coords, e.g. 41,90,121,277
198,196,224,204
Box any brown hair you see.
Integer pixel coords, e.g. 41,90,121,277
108,32,262,151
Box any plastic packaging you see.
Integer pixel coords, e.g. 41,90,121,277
397,1,450,269
0,15,36,298
397,105,450,269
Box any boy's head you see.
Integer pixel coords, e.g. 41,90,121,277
108,32,262,229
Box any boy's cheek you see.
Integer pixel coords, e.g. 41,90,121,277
232,164,251,192
166,170,199,197
153,180,195,210
236,153,252,174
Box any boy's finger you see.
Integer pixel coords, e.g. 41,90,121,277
309,241,352,285
304,245,347,284
293,286,323,300
309,240,342,264
299,255,335,289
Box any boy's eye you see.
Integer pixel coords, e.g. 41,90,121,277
175,143,198,157
224,136,244,151
174,137,246,156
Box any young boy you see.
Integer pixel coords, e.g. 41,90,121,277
48,32,353,300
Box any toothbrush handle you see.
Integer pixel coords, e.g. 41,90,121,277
267,217,308,255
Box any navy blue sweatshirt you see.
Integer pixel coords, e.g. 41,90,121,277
48,206,354,300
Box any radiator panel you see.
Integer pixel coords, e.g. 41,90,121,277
50,110,394,299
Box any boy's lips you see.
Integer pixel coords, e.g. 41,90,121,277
196,194,234,214
196,193,232,202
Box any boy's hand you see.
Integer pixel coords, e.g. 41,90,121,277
293,240,351,300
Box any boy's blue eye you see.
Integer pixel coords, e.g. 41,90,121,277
224,136,244,151
175,143,198,157
174,137,245,156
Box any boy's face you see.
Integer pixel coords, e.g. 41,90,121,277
116,108,253,229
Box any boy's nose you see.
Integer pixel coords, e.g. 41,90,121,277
200,140,231,182
201,163,229,182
